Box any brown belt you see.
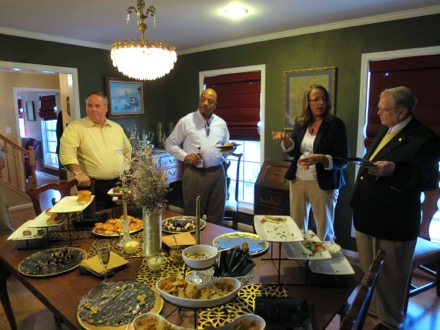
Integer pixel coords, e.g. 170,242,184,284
186,164,223,172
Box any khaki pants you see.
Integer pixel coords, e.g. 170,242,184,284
356,230,415,329
289,178,338,241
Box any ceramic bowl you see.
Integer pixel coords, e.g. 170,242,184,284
182,244,218,270
132,312,187,330
156,276,241,309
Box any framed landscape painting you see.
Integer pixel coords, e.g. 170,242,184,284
283,66,337,130
105,77,145,117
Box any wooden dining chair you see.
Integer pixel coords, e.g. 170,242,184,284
223,152,243,229
26,179,96,215
340,249,386,330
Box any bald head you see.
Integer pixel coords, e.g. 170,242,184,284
198,88,218,120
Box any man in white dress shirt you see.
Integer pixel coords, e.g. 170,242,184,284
166,88,231,225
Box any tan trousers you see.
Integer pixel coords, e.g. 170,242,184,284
356,230,416,329
289,178,338,241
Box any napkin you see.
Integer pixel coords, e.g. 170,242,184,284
162,232,196,248
80,252,128,275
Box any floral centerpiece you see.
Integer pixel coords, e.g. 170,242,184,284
121,144,170,257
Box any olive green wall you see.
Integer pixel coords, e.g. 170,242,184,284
1,14,439,250
0,34,166,137
163,14,440,251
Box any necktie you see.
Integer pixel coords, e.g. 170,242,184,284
369,128,401,160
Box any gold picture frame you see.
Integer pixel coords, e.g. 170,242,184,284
283,66,337,130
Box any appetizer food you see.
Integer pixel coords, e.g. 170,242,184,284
77,190,92,205
261,216,287,224
46,212,65,225
22,229,32,236
158,275,235,300
162,216,204,233
92,216,143,236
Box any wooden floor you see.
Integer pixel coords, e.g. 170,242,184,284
1,173,439,329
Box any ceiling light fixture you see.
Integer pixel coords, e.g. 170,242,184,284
110,1,177,81
224,5,248,19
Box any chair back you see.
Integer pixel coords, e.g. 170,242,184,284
223,152,243,202
26,179,79,215
340,249,386,330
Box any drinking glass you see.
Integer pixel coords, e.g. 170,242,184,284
97,240,111,284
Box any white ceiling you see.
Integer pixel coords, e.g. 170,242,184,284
1,0,439,55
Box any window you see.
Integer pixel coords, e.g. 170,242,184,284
204,70,263,214
226,140,261,212
40,119,58,169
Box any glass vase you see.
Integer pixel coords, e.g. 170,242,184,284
142,206,163,257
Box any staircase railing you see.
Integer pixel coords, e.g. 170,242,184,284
0,133,37,192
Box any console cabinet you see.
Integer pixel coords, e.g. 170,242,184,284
254,160,291,215
155,151,183,183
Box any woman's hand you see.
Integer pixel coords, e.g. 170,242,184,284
298,154,328,167
272,131,292,149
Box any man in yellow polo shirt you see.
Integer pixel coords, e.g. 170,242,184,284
60,91,132,211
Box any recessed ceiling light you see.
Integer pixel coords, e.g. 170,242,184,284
224,5,248,19
11,68,21,71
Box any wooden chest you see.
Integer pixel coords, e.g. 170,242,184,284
254,160,290,215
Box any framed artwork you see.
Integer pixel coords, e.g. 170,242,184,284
105,77,145,117
26,101,35,121
283,66,337,130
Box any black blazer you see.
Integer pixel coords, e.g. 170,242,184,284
350,118,440,241
284,115,349,190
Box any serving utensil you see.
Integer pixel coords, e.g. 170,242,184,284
125,304,140,330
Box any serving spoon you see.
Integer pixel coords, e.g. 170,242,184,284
125,304,140,330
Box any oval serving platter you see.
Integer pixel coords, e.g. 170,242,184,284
162,216,206,234
18,247,87,277
212,232,269,256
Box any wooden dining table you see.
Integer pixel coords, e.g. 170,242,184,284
0,209,362,330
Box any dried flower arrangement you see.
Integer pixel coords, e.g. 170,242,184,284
119,145,170,211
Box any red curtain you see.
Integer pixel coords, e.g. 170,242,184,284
39,95,57,120
365,55,440,149
204,72,261,141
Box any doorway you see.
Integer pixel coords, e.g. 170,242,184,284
0,61,80,179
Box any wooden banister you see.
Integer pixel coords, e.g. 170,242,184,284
0,133,37,191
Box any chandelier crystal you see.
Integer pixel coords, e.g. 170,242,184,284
111,1,177,81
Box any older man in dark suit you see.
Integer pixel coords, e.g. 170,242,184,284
350,86,440,329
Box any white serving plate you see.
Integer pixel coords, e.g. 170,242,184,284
156,277,241,309
308,252,355,275
253,215,303,243
49,195,94,213
107,188,123,196
27,210,67,228
283,230,332,260
7,220,46,240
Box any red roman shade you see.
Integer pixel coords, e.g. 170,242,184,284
39,95,57,120
365,55,440,149
204,72,261,141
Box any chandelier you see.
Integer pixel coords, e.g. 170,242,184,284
110,1,177,81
